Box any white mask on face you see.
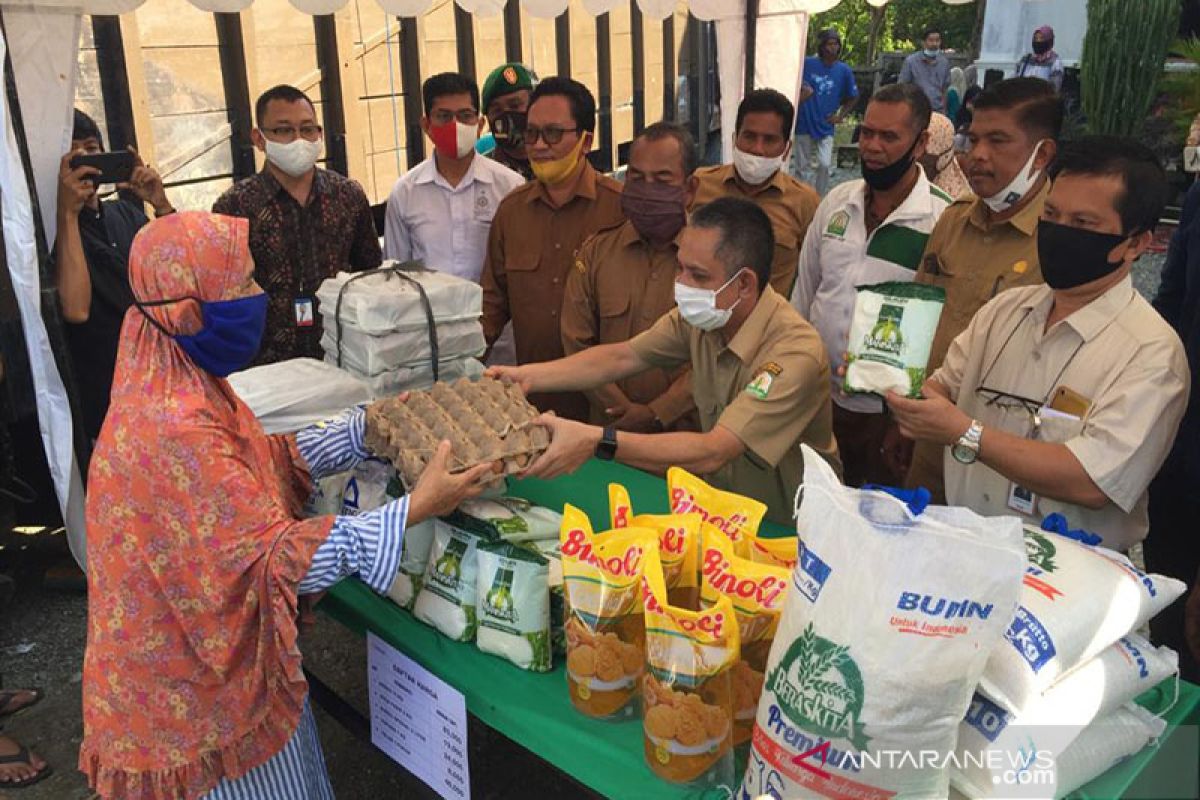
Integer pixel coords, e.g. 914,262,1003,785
675,270,745,331
982,139,1046,213
263,136,323,178
732,146,784,186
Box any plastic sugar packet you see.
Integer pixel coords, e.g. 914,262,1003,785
641,545,739,789
844,281,945,398
560,506,655,720
457,496,563,543
741,445,1026,800
979,526,1187,716
667,467,767,556
385,519,438,610
475,541,552,672
340,458,401,516
952,633,1177,798
413,520,492,641
609,483,702,607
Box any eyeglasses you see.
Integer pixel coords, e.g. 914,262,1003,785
524,125,581,145
430,109,480,126
261,124,323,142
974,386,1045,435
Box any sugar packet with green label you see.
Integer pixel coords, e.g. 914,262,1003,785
413,520,491,641
844,281,946,398
475,541,552,672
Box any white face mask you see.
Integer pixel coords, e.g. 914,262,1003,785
732,146,784,186
982,139,1046,213
675,270,745,331
263,136,323,178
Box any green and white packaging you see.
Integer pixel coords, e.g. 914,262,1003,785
844,281,946,398
475,542,552,672
385,518,437,610
457,497,563,543
413,520,488,641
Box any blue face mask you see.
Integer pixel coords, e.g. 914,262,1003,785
136,293,268,377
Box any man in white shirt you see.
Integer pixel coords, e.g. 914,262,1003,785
792,83,952,486
384,72,524,281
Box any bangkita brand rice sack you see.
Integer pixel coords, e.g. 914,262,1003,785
979,526,1187,715
741,445,1026,800
385,518,437,610
698,532,788,746
413,520,492,641
475,541,552,671
561,506,655,720
844,281,945,398
641,546,739,789
609,483,702,607
668,467,767,557
953,633,1178,798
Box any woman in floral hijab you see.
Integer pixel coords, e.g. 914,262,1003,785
920,112,970,200
79,212,492,800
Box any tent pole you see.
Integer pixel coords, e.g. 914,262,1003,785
596,13,612,172
503,0,522,63
743,0,758,96
398,16,424,170
214,13,256,181
453,4,476,82
630,1,645,136
555,10,572,78
315,14,349,177
661,14,674,123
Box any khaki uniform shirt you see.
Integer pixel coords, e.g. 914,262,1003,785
692,164,819,297
906,182,1049,498
481,163,624,421
561,221,698,429
629,287,840,526
934,277,1189,551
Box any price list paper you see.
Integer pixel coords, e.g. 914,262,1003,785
367,631,470,799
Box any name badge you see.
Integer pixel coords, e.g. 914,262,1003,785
294,297,315,327
1007,482,1037,516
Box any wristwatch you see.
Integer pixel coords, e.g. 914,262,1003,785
951,419,984,464
595,425,618,461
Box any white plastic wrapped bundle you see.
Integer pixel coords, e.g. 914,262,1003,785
227,358,371,434
320,319,486,376
316,266,482,335
332,356,486,398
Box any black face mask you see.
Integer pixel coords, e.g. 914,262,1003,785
1032,39,1051,55
861,135,920,191
491,111,527,154
1036,220,1130,290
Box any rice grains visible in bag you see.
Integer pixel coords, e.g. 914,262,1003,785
844,281,945,398
698,532,788,746
979,526,1187,715
385,518,438,610
641,546,739,789
413,520,490,641
667,467,767,556
741,445,1026,800
560,505,655,720
475,541,552,671
609,483,702,607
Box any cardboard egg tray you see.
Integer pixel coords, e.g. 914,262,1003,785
364,377,550,485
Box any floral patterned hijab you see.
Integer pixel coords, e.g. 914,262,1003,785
924,112,970,200
79,212,333,800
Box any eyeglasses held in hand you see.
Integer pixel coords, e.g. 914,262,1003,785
524,125,581,145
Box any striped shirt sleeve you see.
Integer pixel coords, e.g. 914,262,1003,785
294,406,370,480
299,495,408,594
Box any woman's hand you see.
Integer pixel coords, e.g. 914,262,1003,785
407,440,499,524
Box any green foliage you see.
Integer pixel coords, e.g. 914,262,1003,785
1080,0,1180,137
1158,38,1200,142
809,0,978,67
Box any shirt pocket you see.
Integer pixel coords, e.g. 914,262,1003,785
1036,412,1085,446
597,291,632,344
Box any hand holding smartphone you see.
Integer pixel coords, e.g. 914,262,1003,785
69,150,134,185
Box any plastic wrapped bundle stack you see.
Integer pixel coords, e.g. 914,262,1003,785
317,263,487,397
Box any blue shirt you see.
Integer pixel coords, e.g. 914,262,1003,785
796,56,858,139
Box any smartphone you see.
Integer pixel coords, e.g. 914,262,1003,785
1048,385,1091,418
69,150,134,185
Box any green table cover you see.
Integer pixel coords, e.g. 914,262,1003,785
319,459,1199,800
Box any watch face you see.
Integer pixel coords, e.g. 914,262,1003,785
951,443,977,464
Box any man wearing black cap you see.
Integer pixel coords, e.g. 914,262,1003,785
793,29,858,195
481,62,536,181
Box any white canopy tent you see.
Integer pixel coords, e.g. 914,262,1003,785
0,0,970,567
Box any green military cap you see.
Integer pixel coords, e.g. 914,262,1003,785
481,63,536,110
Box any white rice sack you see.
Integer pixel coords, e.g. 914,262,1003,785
741,445,1026,800
1052,704,1166,798
320,319,486,376
413,520,487,641
340,458,399,515
475,542,552,671
458,497,564,543
980,527,1186,715
844,281,945,398
385,519,438,610
304,471,351,518
952,633,1177,797
316,267,482,334
227,358,371,434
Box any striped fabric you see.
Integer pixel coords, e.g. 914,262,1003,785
299,495,409,594
295,406,370,480
203,700,335,800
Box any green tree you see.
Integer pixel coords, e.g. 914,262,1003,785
808,0,977,67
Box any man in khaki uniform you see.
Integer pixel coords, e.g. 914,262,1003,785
488,197,839,526
562,122,699,433
481,77,623,422
888,138,1188,552
692,89,819,297
905,77,1063,499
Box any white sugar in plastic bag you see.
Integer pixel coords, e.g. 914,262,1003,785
741,445,1026,799
413,520,487,641
340,458,399,515
385,519,438,610
304,471,351,518
844,281,945,398
952,633,1177,797
1053,704,1167,797
980,527,1186,715
475,541,551,671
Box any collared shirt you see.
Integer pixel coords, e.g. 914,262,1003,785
212,167,382,366
628,287,840,526
899,51,951,112
561,220,697,429
692,164,819,297
481,162,624,421
383,154,524,281
792,172,952,413
934,276,1190,551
